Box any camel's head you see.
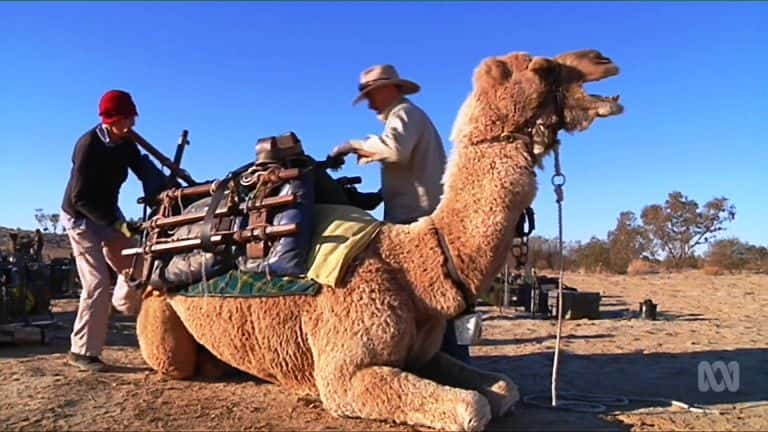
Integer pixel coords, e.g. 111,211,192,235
451,49,623,165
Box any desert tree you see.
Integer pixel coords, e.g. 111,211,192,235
572,236,611,273
607,211,650,273
49,213,60,234
640,191,735,268
527,236,569,270
34,208,50,232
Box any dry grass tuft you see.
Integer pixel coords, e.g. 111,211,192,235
627,259,658,276
701,265,725,276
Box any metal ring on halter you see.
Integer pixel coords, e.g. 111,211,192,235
551,173,566,187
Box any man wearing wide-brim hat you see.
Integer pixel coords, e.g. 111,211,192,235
330,64,447,225
331,65,470,364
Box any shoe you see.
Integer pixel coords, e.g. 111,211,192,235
67,352,108,372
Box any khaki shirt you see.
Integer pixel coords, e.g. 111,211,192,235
350,98,446,223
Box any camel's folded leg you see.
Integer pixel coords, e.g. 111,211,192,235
136,293,198,379
318,365,492,432
417,352,519,418
195,343,238,379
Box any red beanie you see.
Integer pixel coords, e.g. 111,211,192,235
98,90,138,124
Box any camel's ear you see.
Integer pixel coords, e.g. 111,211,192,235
474,58,512,86
554,49,619,83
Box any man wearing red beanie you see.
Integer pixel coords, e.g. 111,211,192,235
61,89,169,372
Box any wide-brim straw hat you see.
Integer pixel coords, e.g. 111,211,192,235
353,64,420,105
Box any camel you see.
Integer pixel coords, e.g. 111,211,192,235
136,49,623,431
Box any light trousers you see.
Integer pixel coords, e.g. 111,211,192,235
63,213,142,357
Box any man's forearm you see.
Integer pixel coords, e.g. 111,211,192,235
350,136,398,162
353,145,378,159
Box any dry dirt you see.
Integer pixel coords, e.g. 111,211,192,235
1,271,766,431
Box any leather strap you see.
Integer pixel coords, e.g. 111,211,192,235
429,217,474,315
200,162,253,252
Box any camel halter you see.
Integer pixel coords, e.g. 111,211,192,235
469,81,567,167
469,132,537,166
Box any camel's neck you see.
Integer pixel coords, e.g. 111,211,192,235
432,140,538,299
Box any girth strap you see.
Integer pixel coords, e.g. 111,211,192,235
428,217,474,314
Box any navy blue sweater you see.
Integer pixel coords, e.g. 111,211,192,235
62,126,166,226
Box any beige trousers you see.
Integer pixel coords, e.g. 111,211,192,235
64,214,142,357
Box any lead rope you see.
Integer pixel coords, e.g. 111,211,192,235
523,145,750,414
530,145,636,412
551,143,567,408
524,144,622,412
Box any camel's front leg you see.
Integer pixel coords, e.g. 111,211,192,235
317,365,492,431
137,293,198,379
417,352,519,418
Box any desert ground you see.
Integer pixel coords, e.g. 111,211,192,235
1,271,766,431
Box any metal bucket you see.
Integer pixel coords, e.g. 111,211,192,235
639,299,657,320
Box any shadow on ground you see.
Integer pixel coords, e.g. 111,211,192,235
478,348,767,430
2,300,764,431
477,333,613,346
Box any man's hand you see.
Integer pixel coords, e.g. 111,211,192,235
113,220,132,238
331,141,382,166
329,141,356,158
126,220,144,236
355,148,379,165
113,220,143,238
327,141,360,171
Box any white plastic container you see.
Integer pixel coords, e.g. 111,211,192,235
454,312,483,345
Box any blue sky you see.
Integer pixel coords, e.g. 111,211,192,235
0,2,765,247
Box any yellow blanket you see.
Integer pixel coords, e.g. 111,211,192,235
306,204,382,288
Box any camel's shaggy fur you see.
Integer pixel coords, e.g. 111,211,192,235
137,49,623,431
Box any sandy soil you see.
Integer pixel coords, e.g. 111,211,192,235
1,271,766,431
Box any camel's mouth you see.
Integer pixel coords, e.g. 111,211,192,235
589,94,623,117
